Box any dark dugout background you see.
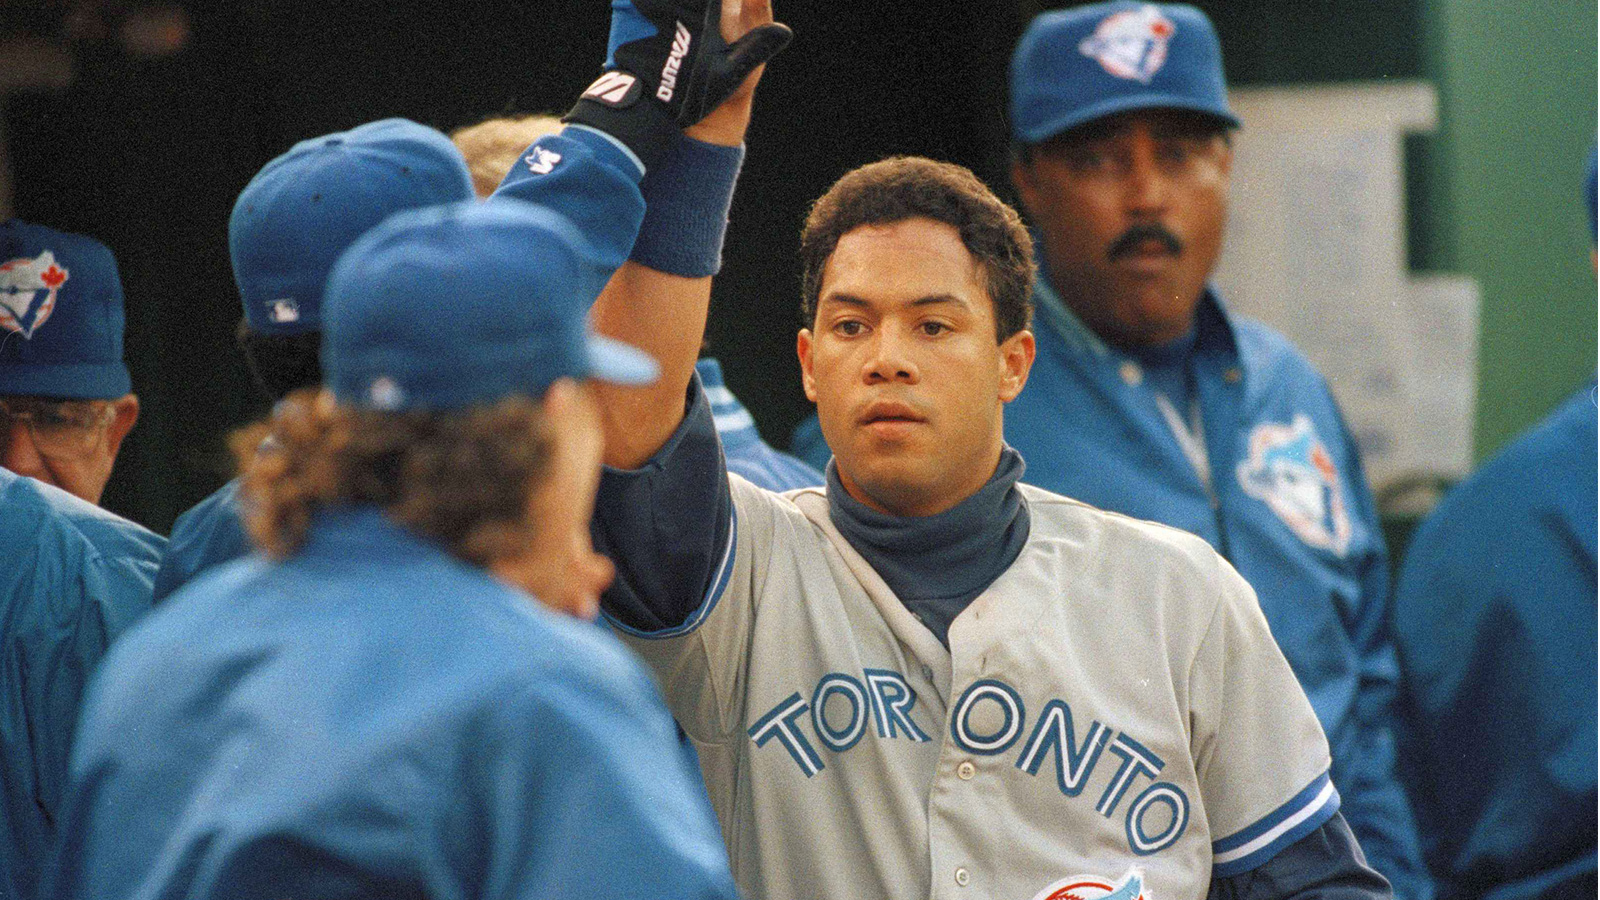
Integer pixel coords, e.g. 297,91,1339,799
5,1,1433,532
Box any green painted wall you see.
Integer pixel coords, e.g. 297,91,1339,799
1423,0,1598,459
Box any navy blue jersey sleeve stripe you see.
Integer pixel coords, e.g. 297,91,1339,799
605,501,737,640
594,374,735,635
1212,771,1342,877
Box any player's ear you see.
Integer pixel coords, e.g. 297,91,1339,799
538,378,580,427
997,329,1035,403
105,394,140,460
796,328,819,402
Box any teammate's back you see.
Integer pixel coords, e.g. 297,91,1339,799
52,506,721,900
0,468,160,900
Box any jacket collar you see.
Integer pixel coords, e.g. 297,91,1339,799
1032,273,1244,377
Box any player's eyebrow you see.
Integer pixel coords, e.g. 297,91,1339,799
819,292,974,312
909,294,971,311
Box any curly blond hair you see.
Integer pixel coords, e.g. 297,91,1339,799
232,388,551,564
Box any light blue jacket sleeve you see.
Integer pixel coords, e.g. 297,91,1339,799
488,126,646,275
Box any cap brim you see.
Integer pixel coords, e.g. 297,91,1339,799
0,361,131,400
1018,93,1240,145
586,335,659,386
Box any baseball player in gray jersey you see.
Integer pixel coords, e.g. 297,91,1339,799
586,2,1390,898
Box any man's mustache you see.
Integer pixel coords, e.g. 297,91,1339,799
1107,224,1183,261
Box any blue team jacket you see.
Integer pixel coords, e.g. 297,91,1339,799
151,476,247,603
0,469,163,900
45,507,740,900
1393,382,1598,900
792,278,1430,899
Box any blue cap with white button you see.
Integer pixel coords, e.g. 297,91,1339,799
322,198,657,411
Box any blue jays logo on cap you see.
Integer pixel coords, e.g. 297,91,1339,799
1079,4,1176,84
1236,415,1352,555
0,250,69,340
1009,2,1238,145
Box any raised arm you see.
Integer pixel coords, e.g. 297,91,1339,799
588,0,788,468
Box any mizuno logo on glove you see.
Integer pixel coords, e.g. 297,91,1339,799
582,71,643,108
656,22,691,102
564,0,792,169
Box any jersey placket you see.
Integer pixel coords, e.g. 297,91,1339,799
925,595,1007,900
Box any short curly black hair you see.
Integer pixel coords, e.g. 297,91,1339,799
799,157,1035,341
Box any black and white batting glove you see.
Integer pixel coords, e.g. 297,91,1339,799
564,0,793,169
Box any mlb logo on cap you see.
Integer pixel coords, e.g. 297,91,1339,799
1010,1,1240,145
230,118,475,337
0,219,132,399
322,198,657,412
267,298,301,324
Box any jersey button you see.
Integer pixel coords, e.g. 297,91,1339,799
954,867,971,887
957,761,976,780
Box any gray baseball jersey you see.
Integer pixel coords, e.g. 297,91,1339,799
612,473,1340,900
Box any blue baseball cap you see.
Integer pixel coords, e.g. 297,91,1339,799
1010,2,1239,145
0,219,131,399
322,199,658,411
231,118,476,336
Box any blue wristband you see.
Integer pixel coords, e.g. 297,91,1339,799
630,134,745,278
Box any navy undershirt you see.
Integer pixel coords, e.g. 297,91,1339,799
824,447,1030,648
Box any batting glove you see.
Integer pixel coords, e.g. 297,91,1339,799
564,0,793,169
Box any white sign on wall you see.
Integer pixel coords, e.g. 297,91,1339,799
1212,81,1479,489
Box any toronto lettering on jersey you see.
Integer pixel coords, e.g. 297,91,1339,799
748,671,1192,855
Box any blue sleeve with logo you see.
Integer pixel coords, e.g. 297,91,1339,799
488,125,645,271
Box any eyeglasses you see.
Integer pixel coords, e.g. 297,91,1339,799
0,397,114,459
